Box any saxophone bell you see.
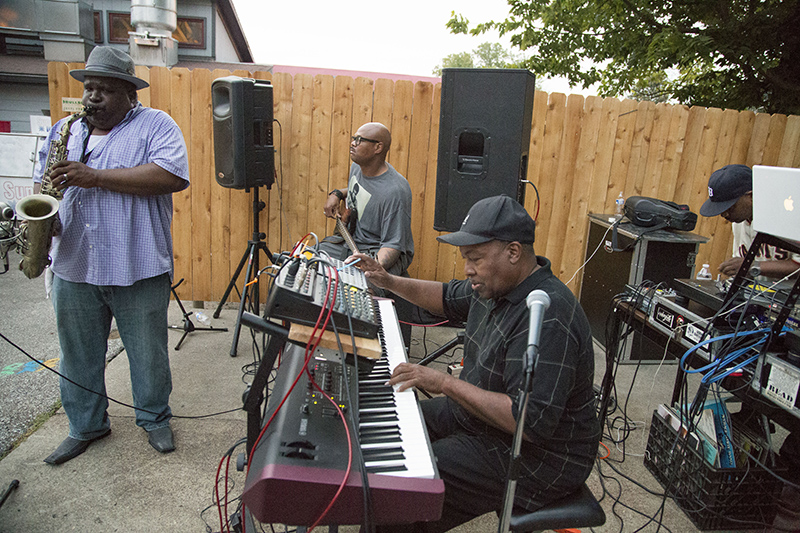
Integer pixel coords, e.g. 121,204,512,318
16,195,60,279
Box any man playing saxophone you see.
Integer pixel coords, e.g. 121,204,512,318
33,46,190,465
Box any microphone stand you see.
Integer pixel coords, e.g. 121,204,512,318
498,342,537,533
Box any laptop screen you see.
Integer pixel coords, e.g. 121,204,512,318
752,165,800,242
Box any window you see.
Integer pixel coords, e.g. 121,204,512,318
93,11,103,43
108,12,133,44
174,17,205,49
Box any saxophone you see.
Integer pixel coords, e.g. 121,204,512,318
16,108,90,279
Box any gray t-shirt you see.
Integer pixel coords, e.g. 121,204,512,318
346,162,414,267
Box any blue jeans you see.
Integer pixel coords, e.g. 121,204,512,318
52,273,173,440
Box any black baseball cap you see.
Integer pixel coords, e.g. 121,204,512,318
699,164,753,217
437,195,535,246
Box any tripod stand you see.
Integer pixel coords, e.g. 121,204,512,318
168,278,227,350
213,186,273,357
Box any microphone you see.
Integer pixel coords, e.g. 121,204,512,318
0,202,13,221
525,290,551,373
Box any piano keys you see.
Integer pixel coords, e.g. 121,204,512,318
242,298,444,526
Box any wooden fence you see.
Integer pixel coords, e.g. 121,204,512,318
46,61,800,303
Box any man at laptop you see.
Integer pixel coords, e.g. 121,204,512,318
700,164,800,279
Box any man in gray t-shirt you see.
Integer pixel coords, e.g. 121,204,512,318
322,122,413,276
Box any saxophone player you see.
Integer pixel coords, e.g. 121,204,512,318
34,46,190,465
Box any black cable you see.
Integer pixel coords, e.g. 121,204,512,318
0,331,242,420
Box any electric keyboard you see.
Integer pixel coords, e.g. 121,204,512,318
242,299,444,526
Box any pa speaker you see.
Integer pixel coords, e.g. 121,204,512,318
434,68,536,231
212,76,274,190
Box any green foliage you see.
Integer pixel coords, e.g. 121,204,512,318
432,51,474,76
432,41,524,76
448,1,800,114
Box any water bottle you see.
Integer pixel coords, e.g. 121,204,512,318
615,191,625,216
195,311,211,326
696,264,712,280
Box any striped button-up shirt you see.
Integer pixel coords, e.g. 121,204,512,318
34,104,189,286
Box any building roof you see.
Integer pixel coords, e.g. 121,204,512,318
216,0,252,63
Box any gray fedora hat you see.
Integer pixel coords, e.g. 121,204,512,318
70,46,149,90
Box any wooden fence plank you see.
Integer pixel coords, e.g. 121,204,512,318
746,113,773,166
326,76,358,242
777,115,800,167
169,67,193,300
762,114,788,167
189,68,215,302
534,92,567,258
307,75,335,243
405,81,434,280
388,80,413,178
656,104,689,201
372,79,394,130
418,83,443,282
626,100,655,197
288,73,314,244
586,97,620,215
546,94,583,274
560,95,602,287
692,107,724,272
353,77,374,132
641,103,672,198
525,90,549,221
271,72,294,253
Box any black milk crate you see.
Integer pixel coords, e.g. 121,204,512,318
644,410,784,530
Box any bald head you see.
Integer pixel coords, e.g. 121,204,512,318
359,122,391,154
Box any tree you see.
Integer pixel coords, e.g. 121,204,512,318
432,51,474,76
433,42,523,75
448,1,800,114
472,42,512,68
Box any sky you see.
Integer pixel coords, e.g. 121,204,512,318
231,0,591,96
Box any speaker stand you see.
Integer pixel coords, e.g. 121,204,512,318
213,186,273,357
168,278,228,351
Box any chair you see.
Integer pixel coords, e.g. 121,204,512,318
508,483,605,532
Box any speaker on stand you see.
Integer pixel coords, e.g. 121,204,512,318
210,76,275,357
434,68,536,231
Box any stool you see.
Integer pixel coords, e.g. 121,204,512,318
508,484,605,532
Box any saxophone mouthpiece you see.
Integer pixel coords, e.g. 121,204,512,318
84,106,96,116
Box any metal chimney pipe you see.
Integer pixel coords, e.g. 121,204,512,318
129,0,178,67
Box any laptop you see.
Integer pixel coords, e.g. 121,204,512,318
752,165,800,242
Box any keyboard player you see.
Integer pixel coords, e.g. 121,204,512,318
348,195,600,532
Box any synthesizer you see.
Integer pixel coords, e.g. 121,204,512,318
242,299,444,526
263,255,379,339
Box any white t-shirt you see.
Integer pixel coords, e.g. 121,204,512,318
732,221,800,263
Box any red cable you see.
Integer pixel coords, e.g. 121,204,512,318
244,261,343,531
224,453,233,532
215,454,228,533
308,387,353,531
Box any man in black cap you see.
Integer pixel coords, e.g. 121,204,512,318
33,46,189,465
700,164,800,279
349,195,599,532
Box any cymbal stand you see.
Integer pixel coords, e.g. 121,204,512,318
213,186,273,357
